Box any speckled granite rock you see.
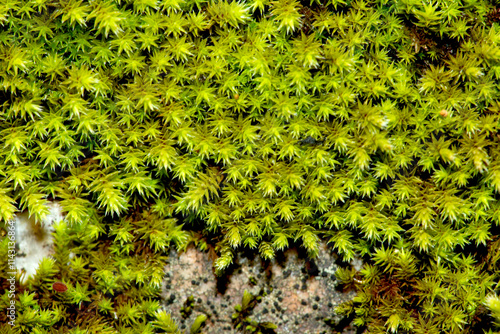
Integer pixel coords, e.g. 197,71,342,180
161,242,358,334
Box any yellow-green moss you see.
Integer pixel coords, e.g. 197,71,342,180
0,0,500,333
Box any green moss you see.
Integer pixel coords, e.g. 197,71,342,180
232,290,277,333
0,0,499,333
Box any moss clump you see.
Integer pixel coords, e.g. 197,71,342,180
232,290,277,333
0,0,500,333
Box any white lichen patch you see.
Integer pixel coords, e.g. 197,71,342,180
15,201,63,282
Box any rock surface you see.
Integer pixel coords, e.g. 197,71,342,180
161,242,357,333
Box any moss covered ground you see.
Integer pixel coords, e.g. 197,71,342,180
1,0,500,333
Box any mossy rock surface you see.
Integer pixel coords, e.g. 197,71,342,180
1,0,500,333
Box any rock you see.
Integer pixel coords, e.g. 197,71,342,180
161,242,356,333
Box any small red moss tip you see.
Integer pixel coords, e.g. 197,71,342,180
52,282,68,292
